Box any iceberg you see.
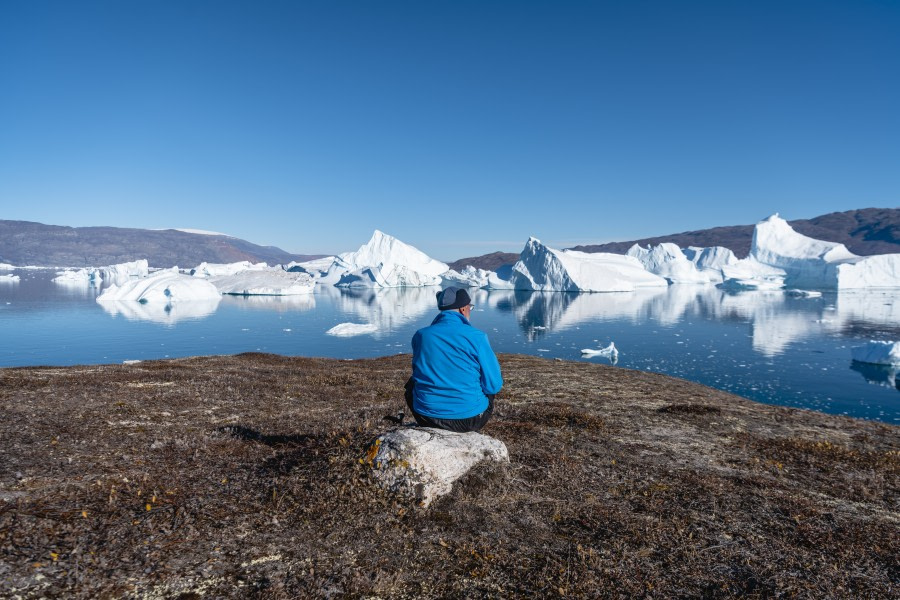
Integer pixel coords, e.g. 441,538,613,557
721,214,900,289
54,259,149,286
442,266,492,288
96,268,221,305
190,261,268,278
0,263,14,270
320,230,448,288
509,237,668,292
581,342,619,363
208,270,315,296
326,322,379,337
0,274,20,282
284,256,336,277
850,341,900,366
683,246,737,283
627,243,711,284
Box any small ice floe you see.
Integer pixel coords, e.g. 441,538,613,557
785,289,822,298
326,322,378,337
850,341,900,366
581,342,619,364
123,360,142,365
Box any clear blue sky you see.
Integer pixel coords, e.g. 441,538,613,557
1,1,897,260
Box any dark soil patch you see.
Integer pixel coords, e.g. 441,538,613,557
1,353,897,598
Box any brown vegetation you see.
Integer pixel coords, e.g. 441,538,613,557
1,353,897,598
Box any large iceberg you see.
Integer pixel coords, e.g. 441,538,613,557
508,237,668,292
209,270,315,296
720,214,900,290
285,256,336,277
53,259,149,286
320,230,448,288
851,341,900,366
627,243,711,284
683,246,737,283
96,268,221,305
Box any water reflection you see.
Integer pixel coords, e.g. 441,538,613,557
221,294,316,312
99,298,221,325
500,287,900,358
850,362,900,391
319,286,438,334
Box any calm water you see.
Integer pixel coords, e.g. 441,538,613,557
2,270,899,424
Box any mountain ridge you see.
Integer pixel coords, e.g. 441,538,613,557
0,220,325,268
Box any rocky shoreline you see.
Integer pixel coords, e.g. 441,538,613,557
1,353,897,598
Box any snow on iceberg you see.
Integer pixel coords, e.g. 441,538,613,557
321,230,448,288
627,243,711,284
850,341,900,366
54,259,149,286
326,322,379,337
209,270,315,296
190,261,268,278
509,237,668,292
96,268,221,305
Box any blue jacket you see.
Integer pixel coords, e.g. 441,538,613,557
411,310,503,420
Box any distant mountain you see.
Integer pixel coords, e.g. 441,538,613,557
446,251,520,272
0,220,325,268
570,208,900,258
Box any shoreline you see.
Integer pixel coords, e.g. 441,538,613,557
1,353,897,597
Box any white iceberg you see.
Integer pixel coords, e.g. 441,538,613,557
0,274,20,282
442,266,492,288
627,243,711,284
581,342,619,363
96,268,221,305
320,230,448,288
53,259,149,286
284,256,336,277
0,263,15,270
190,261,268,278
683,246,738,283
209,270,315,296
721,214,900,290
326,322,379,337
850,341,900,366
509,237,668,292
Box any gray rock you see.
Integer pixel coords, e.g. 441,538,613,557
365,427,509,506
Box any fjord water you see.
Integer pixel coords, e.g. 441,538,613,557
1,270,898,424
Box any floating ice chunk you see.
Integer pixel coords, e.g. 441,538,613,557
850,341,900,366
581,342,619,363
0,274,20,282
97,268,221,304
0,263,15,270
785,289,822,298
190,261,268,278
510,238,668,292
627,243,711,284
320,230,448,288
209,270,315,295
719,259,786,290
326,322,379,336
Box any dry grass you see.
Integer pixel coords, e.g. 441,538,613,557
0,353,897,598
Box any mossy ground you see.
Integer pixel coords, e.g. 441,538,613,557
1,353,897,598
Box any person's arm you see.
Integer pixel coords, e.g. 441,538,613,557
477,334,503,395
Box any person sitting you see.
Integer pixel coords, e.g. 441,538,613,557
404,287,503,433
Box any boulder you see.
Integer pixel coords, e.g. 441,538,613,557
365,427,509,506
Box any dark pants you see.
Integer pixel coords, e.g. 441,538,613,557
404,377,494,433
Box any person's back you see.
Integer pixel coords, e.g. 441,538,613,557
405,287,502,433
